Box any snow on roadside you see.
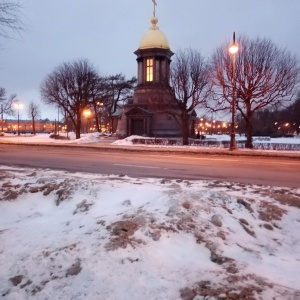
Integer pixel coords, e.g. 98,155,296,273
0,167,300,299
0,132,108,145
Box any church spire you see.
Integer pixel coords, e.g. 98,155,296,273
152,0,157,18
138,0,170,50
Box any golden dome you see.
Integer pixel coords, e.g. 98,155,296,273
138,17,170,50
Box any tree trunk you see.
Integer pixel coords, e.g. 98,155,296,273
182,109,189,145
95,114,100,133
75,113,81,139
32,117,36,135
245,106,253,148
92,102,101,133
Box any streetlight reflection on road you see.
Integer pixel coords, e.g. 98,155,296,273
229,32,239,151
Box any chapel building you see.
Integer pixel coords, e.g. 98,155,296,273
114,8,192,138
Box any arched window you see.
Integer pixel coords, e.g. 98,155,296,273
146,58,153,82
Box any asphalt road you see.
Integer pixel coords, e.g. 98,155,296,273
0,144,299,188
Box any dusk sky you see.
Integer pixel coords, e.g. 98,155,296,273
1,0,299,120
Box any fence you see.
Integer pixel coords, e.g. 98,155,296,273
131,138,300,151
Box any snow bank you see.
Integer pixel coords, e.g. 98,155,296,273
0,167,299,299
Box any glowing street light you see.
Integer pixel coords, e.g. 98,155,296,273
14,101,23,136
83,109,92,117
83,109,92,133
229,32,239,150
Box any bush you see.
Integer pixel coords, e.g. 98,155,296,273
49,134,69,140
132,138,181,146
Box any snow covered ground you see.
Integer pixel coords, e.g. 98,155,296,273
0,166,300,300
1,133,300,299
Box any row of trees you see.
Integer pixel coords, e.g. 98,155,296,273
237,95,300,136
0,87,41,134
40,60,136,139
209,36,299,148
168,37,299,148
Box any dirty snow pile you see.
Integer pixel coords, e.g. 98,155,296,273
0,132,106,145
0,166,300,300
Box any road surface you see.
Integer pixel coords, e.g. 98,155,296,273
0,144,299,188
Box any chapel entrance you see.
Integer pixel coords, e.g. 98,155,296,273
131,119,144,136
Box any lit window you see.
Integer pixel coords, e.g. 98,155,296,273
146,58,153,82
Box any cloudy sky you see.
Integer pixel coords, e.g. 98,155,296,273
1,0,299,120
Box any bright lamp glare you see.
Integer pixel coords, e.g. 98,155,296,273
229,43,239,54
83,110,92,117
14,102,23,109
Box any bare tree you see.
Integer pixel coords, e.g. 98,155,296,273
0,87,17,113
210,35,300,148
88,74,136,133
88,76,106,133
0,1,24,40
104,74,136,114
102,74,136,132
170,48,211,145
27,101,41,134
40,59,101,139
0,87,17,131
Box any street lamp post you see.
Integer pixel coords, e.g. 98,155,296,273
57,106,60,136
1,104,4,133
14,101,23,136
17,110,20,135
229,32,239,150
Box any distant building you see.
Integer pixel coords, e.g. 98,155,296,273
114,9,194,138
0,119,61,134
